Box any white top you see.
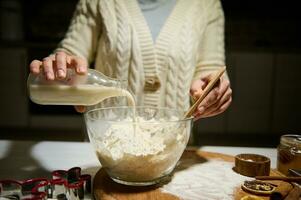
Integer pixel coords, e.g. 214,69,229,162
138,0,178,41
56,0,227,110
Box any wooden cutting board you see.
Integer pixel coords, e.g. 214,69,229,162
93,148,282,200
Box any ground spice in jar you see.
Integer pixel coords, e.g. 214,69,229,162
277,134,301,176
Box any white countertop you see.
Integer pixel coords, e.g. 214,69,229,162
0,140,277,180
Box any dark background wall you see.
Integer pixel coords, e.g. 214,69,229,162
194,1,301,147
0,0,300,146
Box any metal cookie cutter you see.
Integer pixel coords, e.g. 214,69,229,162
0,178,49,200
0,167,91,200
51,167,91,200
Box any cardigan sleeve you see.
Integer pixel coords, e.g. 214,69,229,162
55,0,102,64
193,0,227,80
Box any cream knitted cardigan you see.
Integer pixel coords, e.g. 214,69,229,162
56,0,226,111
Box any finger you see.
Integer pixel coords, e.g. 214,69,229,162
55,52,67,79
70,57,88,75
216,77,230,100
194,87,232,118
190,72,219,98
48,54,55,60
190,79,205,96
193,112,203,121
219,88,232,107
194,98,231,120
200,74,212,83
198,87,219,110
197,77,223,107
66,55,72,65
219,97,232,112
206,97,232,118
208,87,232,114
30,60,42,74
42,57,55,80
191,81,221,108
193,105,205,117
74,106,86,113
202,90,232,118
203,88,232,116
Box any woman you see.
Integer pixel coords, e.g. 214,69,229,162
29,0,232,120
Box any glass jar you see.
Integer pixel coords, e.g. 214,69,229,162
277,134,301,175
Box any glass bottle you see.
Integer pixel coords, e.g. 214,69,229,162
27,69,133,106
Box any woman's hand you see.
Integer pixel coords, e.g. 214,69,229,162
29,51,88,113
190,74,232,120
30,51,88,80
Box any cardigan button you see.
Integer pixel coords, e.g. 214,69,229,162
144,77,161,91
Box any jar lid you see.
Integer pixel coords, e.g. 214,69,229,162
280,134,301,149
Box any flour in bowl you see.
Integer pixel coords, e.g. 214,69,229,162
89,116,190,182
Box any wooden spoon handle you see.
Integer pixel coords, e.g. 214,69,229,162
184,66,226,118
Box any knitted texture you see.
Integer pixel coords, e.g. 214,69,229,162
115,0,130,81
56,0,226,111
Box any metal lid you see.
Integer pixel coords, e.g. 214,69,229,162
280,134,301,150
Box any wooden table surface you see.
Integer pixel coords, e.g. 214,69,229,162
93,149,281,200
0,140,277,199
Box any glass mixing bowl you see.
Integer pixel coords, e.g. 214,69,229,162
85,106,193,186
